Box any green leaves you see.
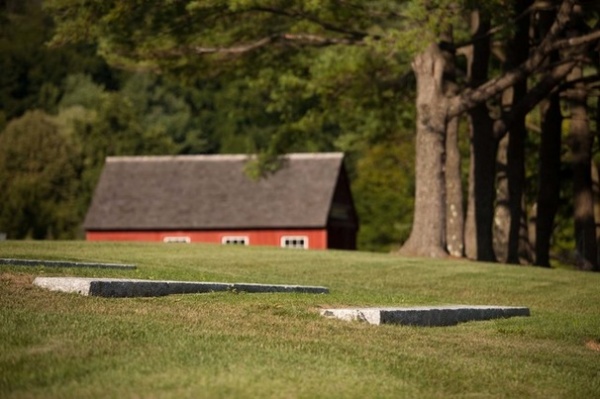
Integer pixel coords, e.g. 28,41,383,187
0,111,81,238
353,141,415,252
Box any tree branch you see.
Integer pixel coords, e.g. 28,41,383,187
491,24,600,139
189,35,278,54
455,3,535,51
493,58,579,139
448,0,577,118
281,33,357,46
147,33,358,58
560,73,600,89
249,6,371,40
550,29,600,51
558,72,600,92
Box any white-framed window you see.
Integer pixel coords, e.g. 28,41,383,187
221,236,249,245
280,236,308,249
163,236,191,243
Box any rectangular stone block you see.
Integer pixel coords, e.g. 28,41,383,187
0,258,136,269
33,277,329,297
321,305,530,326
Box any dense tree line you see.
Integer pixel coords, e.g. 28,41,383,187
404,0,600,272
2,1,599,271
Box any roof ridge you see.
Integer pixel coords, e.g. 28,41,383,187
106,154,251,162
106,152,343,163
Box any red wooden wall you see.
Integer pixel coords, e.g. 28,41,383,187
86,229,328,249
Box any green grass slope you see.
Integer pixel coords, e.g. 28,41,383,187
1,241,599,398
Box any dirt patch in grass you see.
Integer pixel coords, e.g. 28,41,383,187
1,272,34,289
0,271,53,309
585,339,600,352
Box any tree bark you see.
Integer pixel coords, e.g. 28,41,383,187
566,2,598,271
593,162,600,266
446,113,464,257
494,135,510,263
464,10,496,262
596,98,600,267
400,44,448,258
505,0,533,264
534,3,563,267
568,66,598,270
441,27,465,258
535,91,562,267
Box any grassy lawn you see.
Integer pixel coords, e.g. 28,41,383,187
1,241,599,398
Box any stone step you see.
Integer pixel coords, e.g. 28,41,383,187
1,258,136,269
33,277,329,297
321,305,530,327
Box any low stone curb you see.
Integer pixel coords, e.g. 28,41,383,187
33,277,329,297
0,258,136,270
320,305,530,327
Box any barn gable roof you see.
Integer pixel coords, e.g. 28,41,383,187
83,153,349,231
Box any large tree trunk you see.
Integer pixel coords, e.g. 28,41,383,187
400,44,448,258
464,11,496,262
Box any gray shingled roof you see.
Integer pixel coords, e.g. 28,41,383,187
83,153,345,230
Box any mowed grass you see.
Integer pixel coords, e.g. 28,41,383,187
1,241,599,398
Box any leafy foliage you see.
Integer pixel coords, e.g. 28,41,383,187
0,111,80,238
56,74,182,218
353,141,415,252
0,1,114,128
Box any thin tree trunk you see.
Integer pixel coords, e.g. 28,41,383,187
468,108,497,262
441,26,465,258
446,113,464,257
464,10,496,262
506,117,528,264
505,0,532,264
566,2,598,271
535,91,562,267
534,2,563,267
568,66,598,270
592,162,600,264
596,99,600,266
494,135,510,263
465,142,477,259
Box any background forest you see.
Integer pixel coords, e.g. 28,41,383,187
0,1,598,270
0,0,415,252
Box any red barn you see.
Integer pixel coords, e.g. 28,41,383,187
83,153,358,250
